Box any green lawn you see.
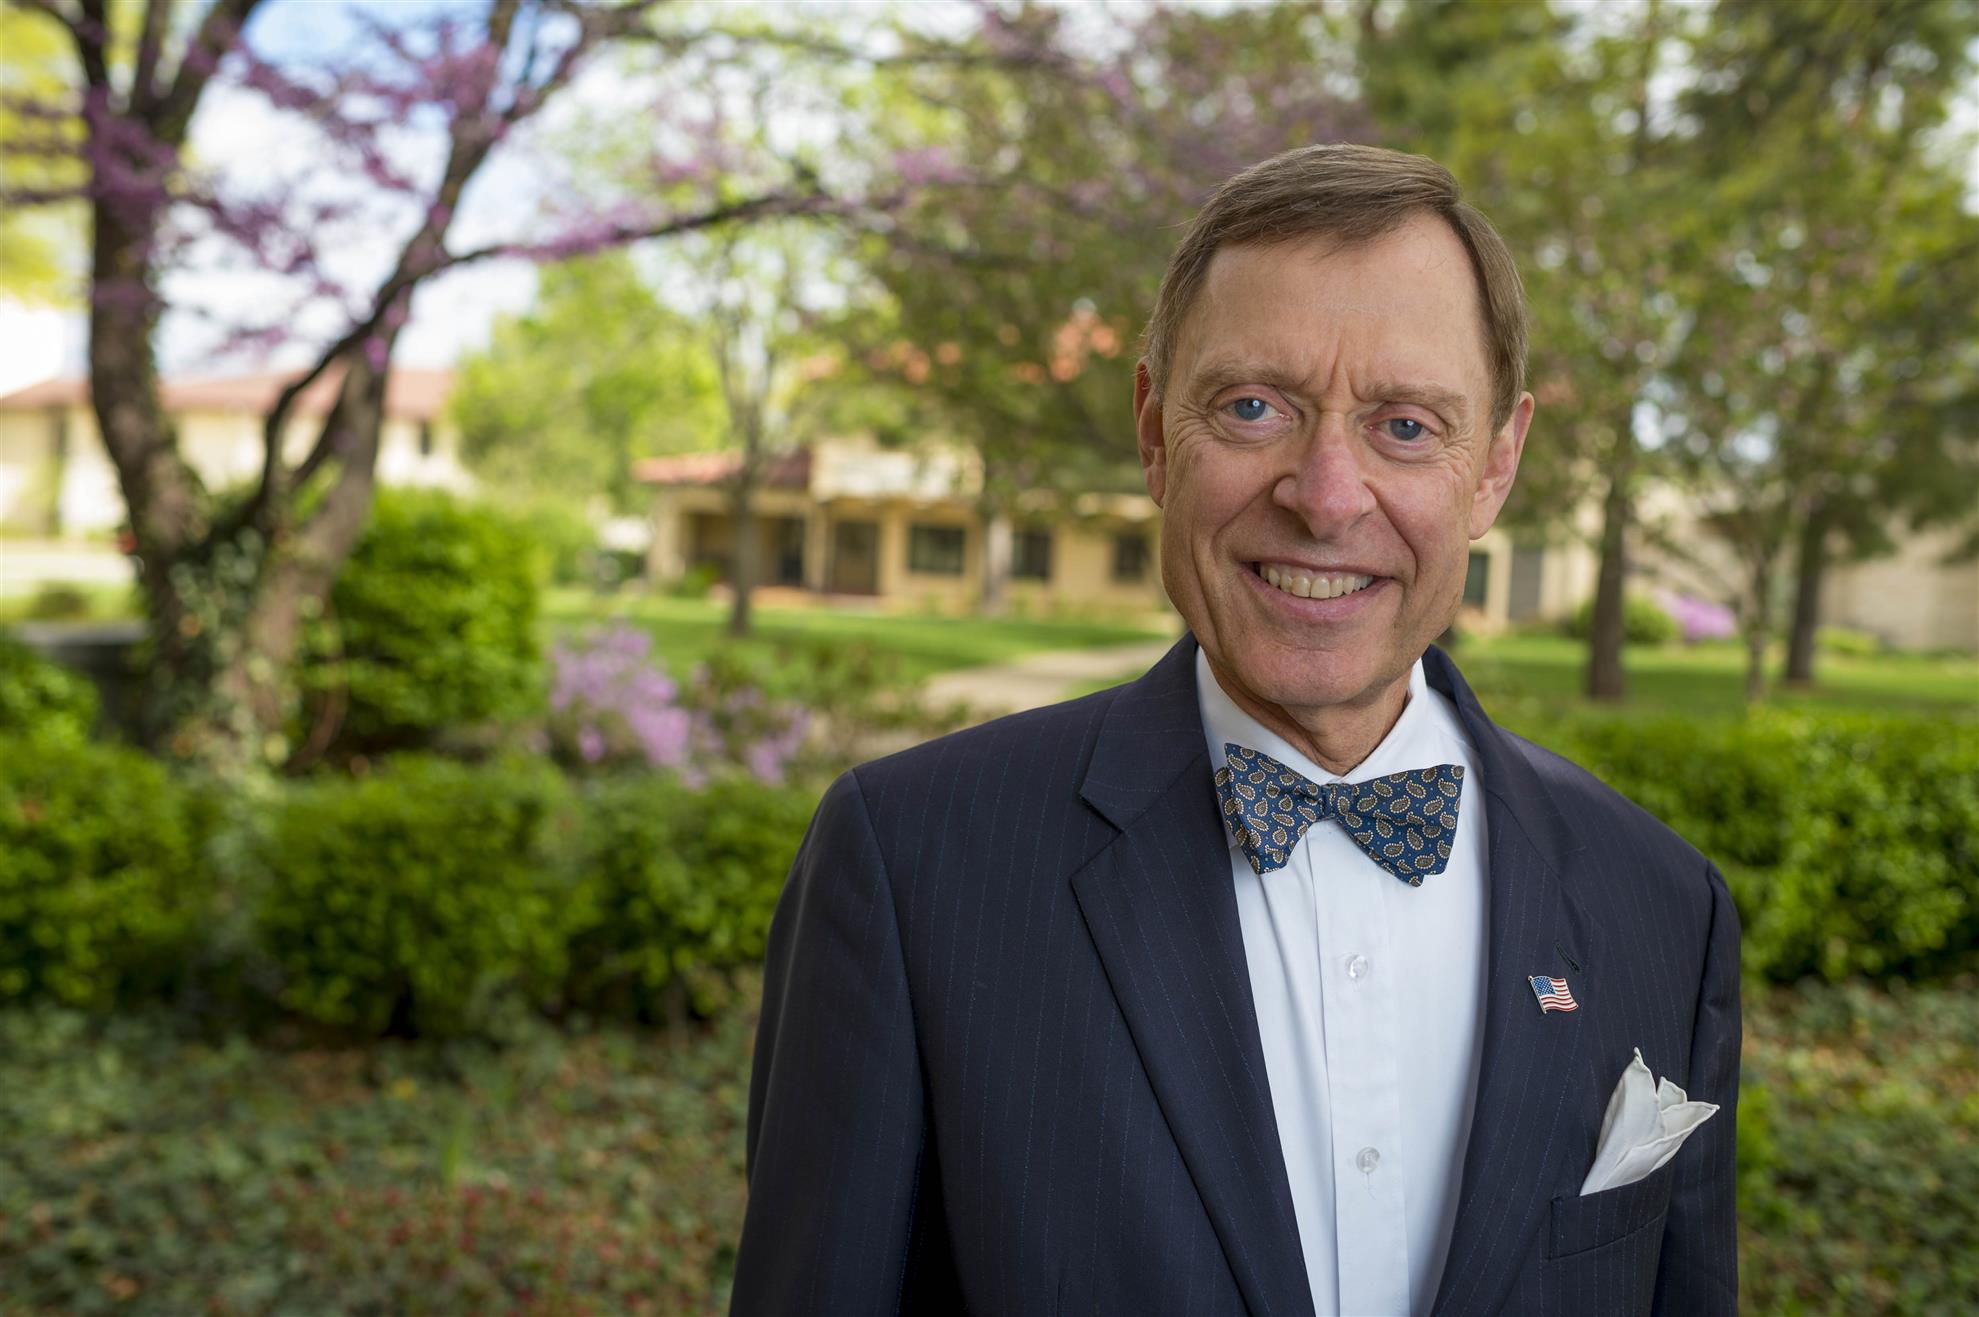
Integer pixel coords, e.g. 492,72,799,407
4,977,1969,1315
544,590,1175,683
1066,632,1978,718
1452,632,1978,719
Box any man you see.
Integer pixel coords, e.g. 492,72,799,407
733,144,1740,1316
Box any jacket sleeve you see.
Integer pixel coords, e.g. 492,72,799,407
1652,859,1742,1314
731,768,935,1315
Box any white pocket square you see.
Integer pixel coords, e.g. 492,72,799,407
1579,1047,1718,1196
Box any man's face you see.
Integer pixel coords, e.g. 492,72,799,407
1136,215,1532,721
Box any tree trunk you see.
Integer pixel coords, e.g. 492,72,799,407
1784,502,1830,685
1585,447,1633,701
727,476,758,638
980,506,1012,616
123,351,387,768
1742,553,1773,705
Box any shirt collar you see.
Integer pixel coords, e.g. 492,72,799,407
1195,648,1471,850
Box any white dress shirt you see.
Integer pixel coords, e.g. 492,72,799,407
1195,649,1489,1317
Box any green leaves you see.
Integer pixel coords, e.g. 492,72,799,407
0,735,210,1010
302,488,544,757
452,251,728,513
1542,709,1979,984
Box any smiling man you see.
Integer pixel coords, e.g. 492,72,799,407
734,145,1740,1317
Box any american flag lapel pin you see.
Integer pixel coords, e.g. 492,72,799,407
1529,974,1579,1014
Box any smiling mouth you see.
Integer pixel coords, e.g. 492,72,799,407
1249,562,1378,601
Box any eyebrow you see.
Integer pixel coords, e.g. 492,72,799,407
1189,361,1474,429
1363,380,1473,430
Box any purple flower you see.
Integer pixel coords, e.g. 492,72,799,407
1656,591,1736,643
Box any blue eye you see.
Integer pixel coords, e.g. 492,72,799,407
1384,417,1428,441
1228,397,1274,422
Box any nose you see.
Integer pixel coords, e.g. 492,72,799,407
1272,418,1376,537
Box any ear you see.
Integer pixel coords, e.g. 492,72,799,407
1469,390,1533,539
1135,360,1167,507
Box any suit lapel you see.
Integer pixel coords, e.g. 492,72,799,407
1072,635,1315,1317
1423,647,1604,1317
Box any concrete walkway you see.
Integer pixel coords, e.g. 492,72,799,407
921,636,1180,721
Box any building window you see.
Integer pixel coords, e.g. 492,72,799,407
1111,532,1150,583
1012,528,1053,581
908,524,966,576
418,421,435,457
769,516,806,586
1463,550,1490,607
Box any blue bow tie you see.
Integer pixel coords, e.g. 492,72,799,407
1213,743,1465,885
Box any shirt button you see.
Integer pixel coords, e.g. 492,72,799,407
1347,954,1370,982
1356,1146,1381,1175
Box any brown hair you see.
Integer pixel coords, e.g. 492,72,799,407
1141,143,1529,429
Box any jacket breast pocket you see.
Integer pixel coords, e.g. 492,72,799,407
1547,1162,1676,1260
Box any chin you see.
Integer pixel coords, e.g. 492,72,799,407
1218,643,1392,715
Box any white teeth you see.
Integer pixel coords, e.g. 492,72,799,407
1258,565,1374,601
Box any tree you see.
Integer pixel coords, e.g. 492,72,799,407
1,0,860,769
1669,0,1979,691
691,222,892,637
1638,0,1979,700
1361,0,1705,701
452,248,727,514
856,1,1365,610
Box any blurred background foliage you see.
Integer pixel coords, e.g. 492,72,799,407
1,0,1976,1312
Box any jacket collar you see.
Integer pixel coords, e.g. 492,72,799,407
1075,634,1602,1317
1073,632,1315,1314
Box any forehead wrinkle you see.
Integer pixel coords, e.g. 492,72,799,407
1185,357,1314,401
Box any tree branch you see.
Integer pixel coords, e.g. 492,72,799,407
132,0,174,114
153,0,267,143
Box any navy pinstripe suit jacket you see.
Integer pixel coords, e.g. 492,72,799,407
734,635,1740,1316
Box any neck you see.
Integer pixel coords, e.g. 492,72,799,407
1206,655,1412,777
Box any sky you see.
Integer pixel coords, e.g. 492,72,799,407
0,0,982,397
1,0,1974,400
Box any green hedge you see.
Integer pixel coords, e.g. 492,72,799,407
0,734,210,1009
1544,711,1978,983
0,633,99,743
564,775,815,1020
1565,592,1680,645
252,756,578,1038
305,489,544,754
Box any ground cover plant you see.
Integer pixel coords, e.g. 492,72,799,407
2,976,1970,1315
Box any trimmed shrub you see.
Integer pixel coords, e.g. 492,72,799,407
23,583,91,621
252,756,577,1038
1815,625,1883,657
305,489,543,753
0,734,210,1008
1543,711,1979,983
1565,592,1680,646
0,633,98,742
563,774,817,1020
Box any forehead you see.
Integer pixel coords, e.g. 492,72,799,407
1175,217,1491,402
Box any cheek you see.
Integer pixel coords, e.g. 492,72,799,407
1382,471,1476,579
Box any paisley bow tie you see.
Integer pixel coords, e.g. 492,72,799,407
1213,743,1465,885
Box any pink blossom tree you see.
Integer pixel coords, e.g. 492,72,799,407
2,0,869,768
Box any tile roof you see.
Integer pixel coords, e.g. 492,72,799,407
631,447,812,490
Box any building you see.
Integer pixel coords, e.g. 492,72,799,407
0,368,467,595
635,433,1577,626
637,435,1168,617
